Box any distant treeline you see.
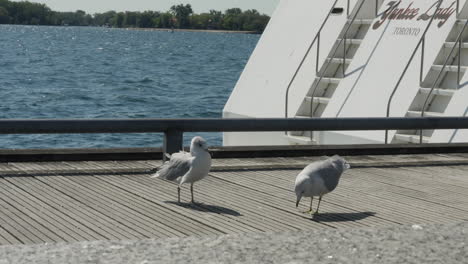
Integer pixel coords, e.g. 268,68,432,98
0,1,270,33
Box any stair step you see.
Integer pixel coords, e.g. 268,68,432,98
407,111,444,118
347,19,374,25
394,133,430,144
431,65,468,72
337,39,362,45
419,87,456,96
286,135,316,144
444,42,468,49
316,77,342,84
305,96,330,105
456,19,468,25
326,58,353,64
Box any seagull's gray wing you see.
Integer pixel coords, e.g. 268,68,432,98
304,160,343,192
153,152,192,181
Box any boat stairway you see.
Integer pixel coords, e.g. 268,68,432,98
393,19,468,144
286,13,378,145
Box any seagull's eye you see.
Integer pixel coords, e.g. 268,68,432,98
199,143,203,147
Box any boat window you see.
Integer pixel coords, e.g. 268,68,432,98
331,7,344,15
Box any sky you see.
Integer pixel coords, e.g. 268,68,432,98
12,0,281,15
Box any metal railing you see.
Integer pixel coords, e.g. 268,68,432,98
385,0,443,144
285,0,380,138
419,19,468,143
284,0,339,122
308,0,366,121
2,117,468,157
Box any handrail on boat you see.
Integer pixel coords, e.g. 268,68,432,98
384,0,443,144
418,19,468,143
284,0,381,139
306,0,367,142
284,0,339,123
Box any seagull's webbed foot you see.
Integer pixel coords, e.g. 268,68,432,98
190,183,196,204
301,197,314,214
177,186,181,203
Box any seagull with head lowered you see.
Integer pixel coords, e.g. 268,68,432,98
152,136,212,204
295,155,350,215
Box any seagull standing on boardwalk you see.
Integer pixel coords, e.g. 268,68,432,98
295,155,350,214
152,136,212,204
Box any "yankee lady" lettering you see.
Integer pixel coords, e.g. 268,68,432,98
373,0,456,30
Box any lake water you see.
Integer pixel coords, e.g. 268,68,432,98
0,25,259,149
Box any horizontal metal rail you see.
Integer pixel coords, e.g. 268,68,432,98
0,117,467,133
1,117,468,156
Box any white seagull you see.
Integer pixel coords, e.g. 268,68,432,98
295,155,350,214
152,136,212,203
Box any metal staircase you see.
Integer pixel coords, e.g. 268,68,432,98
392,19,468,144
286,1,380,144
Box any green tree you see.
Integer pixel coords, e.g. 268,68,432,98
123,11,138,27
223,8,242,30
208,10,222,29
114,12,124,27
138,11,158,28
170,4,193,28
93,11,116,26
0,0,270,32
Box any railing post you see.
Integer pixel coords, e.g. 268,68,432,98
163,129,183,160
316,32,320,74
347,0,350,17
458,35,462,88
457,0,459,17
420,37,425,85
375,0,379,17
343,33,347,77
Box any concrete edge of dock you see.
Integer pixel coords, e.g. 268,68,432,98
0,222,466,264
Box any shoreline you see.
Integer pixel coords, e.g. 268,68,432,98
0,24,260,34
123,27,260,34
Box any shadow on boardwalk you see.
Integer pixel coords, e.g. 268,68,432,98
311,212,376,222
165,201,242,216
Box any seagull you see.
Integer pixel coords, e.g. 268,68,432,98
152,136,212,204
294,155,350,214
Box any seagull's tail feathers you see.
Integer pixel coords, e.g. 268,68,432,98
151,162,171,179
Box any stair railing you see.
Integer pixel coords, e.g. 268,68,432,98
284,0,380,138
418,19,468,143
284,0,339,127
384,0,443,144
307,0,367,141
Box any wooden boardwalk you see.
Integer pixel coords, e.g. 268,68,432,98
0,153,468,245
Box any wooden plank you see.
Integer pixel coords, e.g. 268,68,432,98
70,161,234,236
88,161,300,231
2,175,108,242
35,174,168,239
62,163,220,237
7,163,144,241
0,183,53,244
91,161,334,231
211,170,447,225
0,177,79,243
0,226,20,245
